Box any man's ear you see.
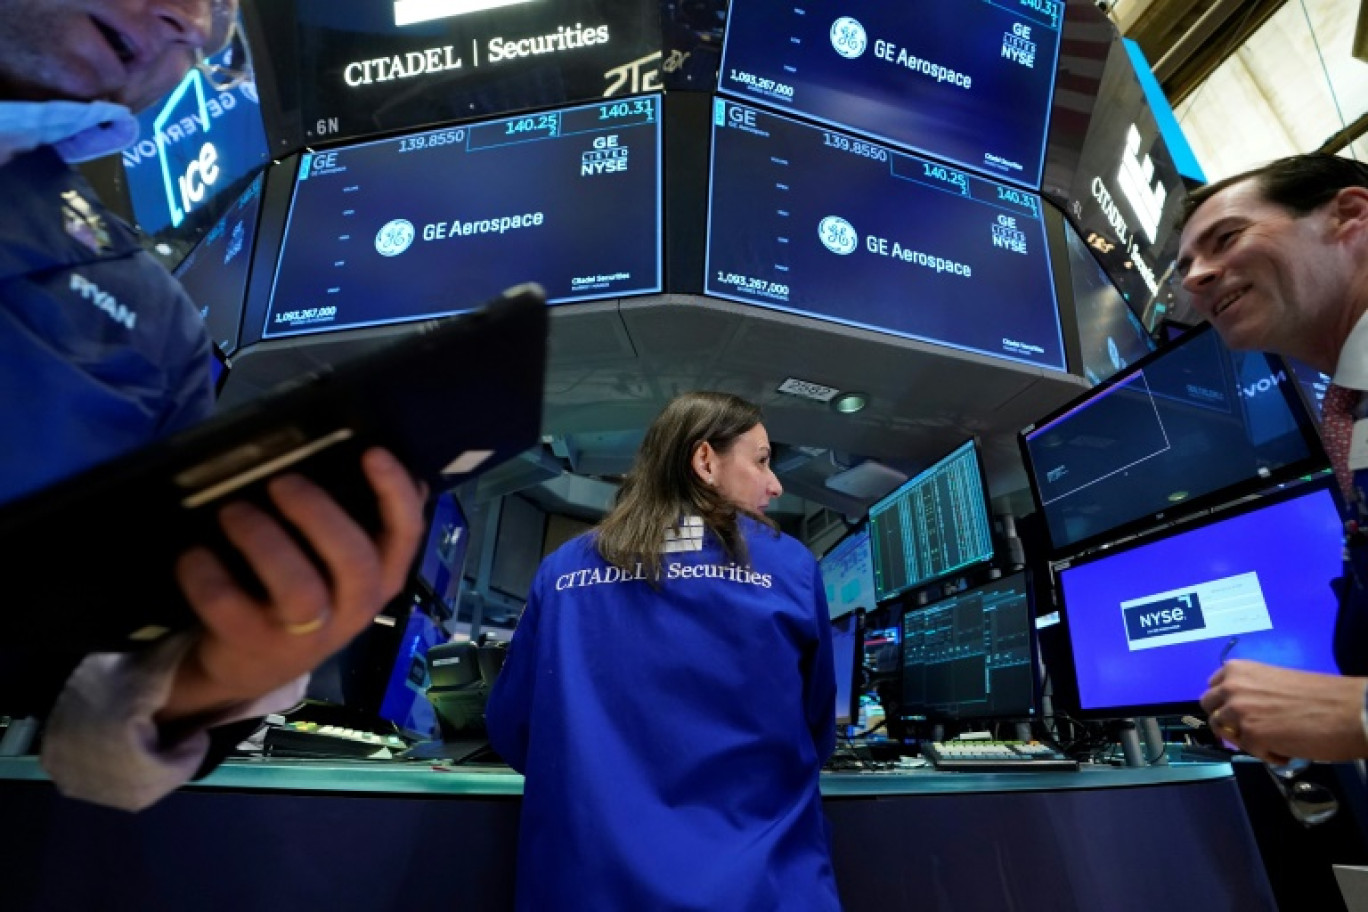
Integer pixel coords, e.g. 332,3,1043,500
1330,186,1368,242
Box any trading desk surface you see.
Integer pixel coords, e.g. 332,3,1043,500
0,755,1235,796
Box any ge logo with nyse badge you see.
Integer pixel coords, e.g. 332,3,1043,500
819,216,858,255
375,219,415,257
830,17,867,59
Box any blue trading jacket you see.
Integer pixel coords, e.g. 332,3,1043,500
0,145,212,716
487,516,843,912
0,145,212,508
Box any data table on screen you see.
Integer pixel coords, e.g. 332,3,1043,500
718,0,1064,188
706,99,1064,371
264,95,662,339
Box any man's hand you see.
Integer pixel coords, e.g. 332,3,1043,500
1200,658,1368,765
156,448,427,728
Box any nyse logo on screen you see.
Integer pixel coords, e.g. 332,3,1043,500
1122,594,1206,643
581,135,628,176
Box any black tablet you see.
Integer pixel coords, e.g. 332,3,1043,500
0,283,548,651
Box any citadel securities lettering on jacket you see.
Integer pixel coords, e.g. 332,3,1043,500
0,145,213,507
487,516,843,912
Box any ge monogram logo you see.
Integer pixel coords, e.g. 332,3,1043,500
818,216,858,255
830,17,867,59
375,219,415,257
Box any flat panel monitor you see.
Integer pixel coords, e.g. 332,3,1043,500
863,620,901,678
1019,322,1327,557
375,602,448,738
820,527,876,620
173,174,264,356
1286,357,1331,424
831,608,866,731
1055,480,1342,718
718,0,1064,188
868,439,996,604
415,490,470,614
123,20,268,238
264,93,662,339
899,571,1037,722
1061,217,1154,386
245,0,661,151
706,98,1065,371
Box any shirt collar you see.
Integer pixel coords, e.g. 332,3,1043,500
0,100,138,165
1333,311,1368,391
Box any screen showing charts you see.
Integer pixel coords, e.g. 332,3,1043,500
718,0,1063,188
820,528,876,620
1055,481,1342,717
264,94,662,339
868,440,995,603
1020,323,1325,556
900,571,1036,721
706,99,1064,370
174,174,264,355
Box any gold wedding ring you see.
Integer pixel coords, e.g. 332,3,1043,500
282,614,327,636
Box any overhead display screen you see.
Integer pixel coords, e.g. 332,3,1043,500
717,0,1064,188
123,23,268,238
265,94,662,339
1061,217,1154,386
251,0,662,148
173,174,264,355
706,99,1064,370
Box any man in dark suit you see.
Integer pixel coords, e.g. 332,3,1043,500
1177,153,1368,765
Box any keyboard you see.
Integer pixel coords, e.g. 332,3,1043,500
921,740,1079,772
263,722,409,759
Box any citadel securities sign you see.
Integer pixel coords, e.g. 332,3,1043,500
271,0,659,146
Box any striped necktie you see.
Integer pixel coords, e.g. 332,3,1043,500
1321,382,1362,501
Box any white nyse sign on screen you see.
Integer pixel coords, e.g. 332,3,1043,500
394,0,539,27
1117,124,1168,246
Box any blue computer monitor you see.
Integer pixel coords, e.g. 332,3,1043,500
899,570,1038,723
415,490,470,616
1054,480,1343,718
375,602,448,738
820,527,876,620
868,439,996,603
831,609,866,732
1019,321,1327,557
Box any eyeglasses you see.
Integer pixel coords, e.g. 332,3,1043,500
191,0,249,91
1266,758,1340,827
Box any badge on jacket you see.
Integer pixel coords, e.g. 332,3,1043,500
60,189,112,254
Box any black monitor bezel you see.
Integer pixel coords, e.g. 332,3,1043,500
867,436,996,605
896,568,1040,725
1016,320,1329,561
1050,474,1339,720
830,607,866,731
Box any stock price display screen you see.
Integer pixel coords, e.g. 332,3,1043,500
265,95,662,339
718,0,1063,188
277,0,661,146
705,99,1064,370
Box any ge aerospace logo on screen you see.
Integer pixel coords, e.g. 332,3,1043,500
375,219,416,257
819,216,858,255
830,17,867,59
